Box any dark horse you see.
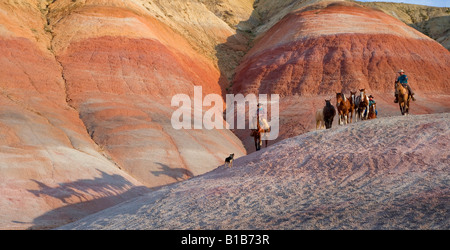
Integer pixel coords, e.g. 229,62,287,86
323,99,336,129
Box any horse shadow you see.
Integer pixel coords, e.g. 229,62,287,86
151,162,194,182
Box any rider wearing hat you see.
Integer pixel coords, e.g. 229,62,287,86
394,69,415,103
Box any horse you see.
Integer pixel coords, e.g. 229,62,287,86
352,91,362,122
336,92,351,125
368,102,377,119
396,82,411,115
323,99,336,129
356,89,369,121
315,108,325,130
251,115,271,151
348,91,357,123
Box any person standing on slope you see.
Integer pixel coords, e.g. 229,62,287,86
394,69,416,103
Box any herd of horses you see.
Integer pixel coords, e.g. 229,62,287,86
316,88,376,130
317,84,412,130
249,85,412,151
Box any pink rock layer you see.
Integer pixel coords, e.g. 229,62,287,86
234,2,450,96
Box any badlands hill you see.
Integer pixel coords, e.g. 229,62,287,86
230,1,450,151
353,1,450,50
60,113,450,230
233,1,449,96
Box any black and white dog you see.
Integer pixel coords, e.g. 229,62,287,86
225,153,234,168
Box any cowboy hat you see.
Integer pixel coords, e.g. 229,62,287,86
369,95,374,98
398,69,404,73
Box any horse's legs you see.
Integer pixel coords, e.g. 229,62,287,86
367,107,370,119
257,136,262,151
363,106,368,120
406,100,410,115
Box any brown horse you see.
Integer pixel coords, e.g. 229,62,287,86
396,83,411,115
356,89,369,120
368,102,377,119
348,91,357,123
315,108,325,130
336,92,351,125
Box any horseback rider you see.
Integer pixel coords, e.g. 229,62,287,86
394,69,415,103
254,103,269,131
257,103,263,117
251,103,270,151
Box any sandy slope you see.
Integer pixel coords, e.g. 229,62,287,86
60,113,450,230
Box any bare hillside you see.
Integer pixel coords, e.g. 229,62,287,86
59,113,450,230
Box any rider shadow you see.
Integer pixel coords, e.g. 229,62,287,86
27,170,137,204
151,162,194,182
